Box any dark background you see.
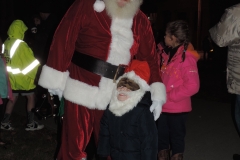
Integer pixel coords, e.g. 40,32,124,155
0,0,239,49
0,1,239,159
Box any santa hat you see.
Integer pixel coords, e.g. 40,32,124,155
116,60,151,91
93,0,105,12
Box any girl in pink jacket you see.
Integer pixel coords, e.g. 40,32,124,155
157,20,200,160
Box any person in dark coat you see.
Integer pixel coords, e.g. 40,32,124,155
202,35,214,61
97,60,158,160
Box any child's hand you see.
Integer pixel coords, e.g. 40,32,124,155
157,42,165,51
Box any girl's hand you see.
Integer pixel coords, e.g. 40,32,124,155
157,42,165,51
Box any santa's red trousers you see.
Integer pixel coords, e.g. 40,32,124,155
57,100,104,160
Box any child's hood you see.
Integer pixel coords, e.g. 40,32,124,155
7,20,28,40
186,43,200,61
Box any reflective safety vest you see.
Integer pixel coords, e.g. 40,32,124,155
1,43,4,54
3,39,40,75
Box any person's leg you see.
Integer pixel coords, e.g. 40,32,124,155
93,109,104,146
0,98,8,122
92,109,105,160
169,113,188,158
26,93,35,124
1,94,18,130
203,51,206,61
2,94,18,123
233,94,240,160
57,100,94,160
157,113,170,160
0,98,8,145
25,92,44,131
235,94,240,133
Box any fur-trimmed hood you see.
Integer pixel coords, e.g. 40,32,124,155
109,91,151,116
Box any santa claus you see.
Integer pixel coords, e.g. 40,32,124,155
38,0,166,159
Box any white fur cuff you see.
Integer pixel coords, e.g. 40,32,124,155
150,82,166,103
38,65,69,91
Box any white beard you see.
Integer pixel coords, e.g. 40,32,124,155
103,0,143,19
109,88,145,116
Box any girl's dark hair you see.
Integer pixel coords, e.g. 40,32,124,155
166,20,190,62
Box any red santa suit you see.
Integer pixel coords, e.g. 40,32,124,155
38,0,166,159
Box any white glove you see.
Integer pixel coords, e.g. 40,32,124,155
48,89,63,100
150,100,164,121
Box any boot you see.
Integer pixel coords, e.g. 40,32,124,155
233,154,240,160
158,149,170,160
171,153,183,160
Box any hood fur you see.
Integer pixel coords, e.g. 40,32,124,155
109,87,145,116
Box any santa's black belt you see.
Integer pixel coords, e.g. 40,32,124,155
71,51,127,82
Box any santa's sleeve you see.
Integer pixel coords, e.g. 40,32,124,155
38,0,86,91
135,16,166,103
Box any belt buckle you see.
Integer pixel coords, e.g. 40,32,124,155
113,64,127,83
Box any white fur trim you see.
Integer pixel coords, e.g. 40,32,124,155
38,65,69,91
49,17,135,110
150,82,166,103
95,77,115,109
107,18,133,66
109,88,145,116
117,71,150,91
93,0,105,12
63,77,114,110
63,77,98,109
62,6,136,110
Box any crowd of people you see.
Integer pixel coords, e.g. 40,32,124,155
0,0,239,160
0,0,62,146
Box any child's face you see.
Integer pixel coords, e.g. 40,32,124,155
164,31,178,48
164,32,174,47
117,86,131,101
34,18,41,26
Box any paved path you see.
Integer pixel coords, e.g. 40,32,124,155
185,98,239,160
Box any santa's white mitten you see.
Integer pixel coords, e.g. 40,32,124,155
150,100,164,121
48,89,63,100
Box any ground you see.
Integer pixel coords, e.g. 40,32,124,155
0,53,234,160
0,113,58,160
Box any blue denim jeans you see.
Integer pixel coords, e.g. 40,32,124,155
235,94,240,133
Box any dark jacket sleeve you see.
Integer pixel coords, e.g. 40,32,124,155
97,109,110,157
138,108,158,160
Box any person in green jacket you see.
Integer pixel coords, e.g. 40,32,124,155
1,20,44,131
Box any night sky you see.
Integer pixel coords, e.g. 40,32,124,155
0,0,239,45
